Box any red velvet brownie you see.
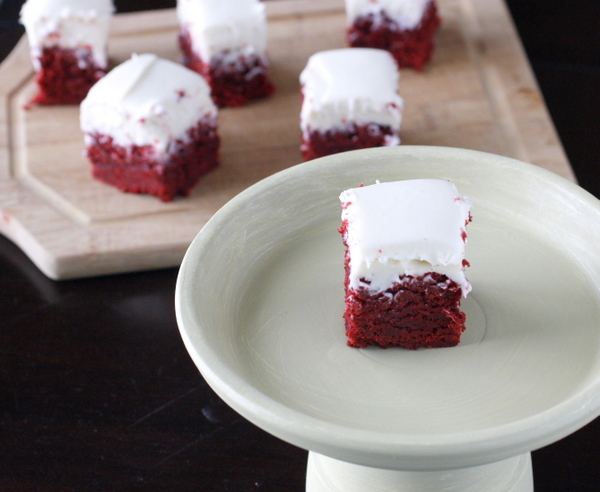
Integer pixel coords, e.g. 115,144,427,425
300,48,403,161
177,0,275,107
80,54,219,202
339,179,472,350
19,0,114,106
345,0,441,71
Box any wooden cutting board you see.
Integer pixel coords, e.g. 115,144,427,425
0,0,573,280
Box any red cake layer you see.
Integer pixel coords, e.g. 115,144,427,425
343,274,466,350
179,30,275,108
85,121,219,202
301,123,398,161
340,220,466,350
346,1,441,71
28,46,106,107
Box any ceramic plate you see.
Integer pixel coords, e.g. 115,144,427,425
176,146,600,470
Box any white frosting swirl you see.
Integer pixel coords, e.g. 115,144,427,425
176,0,267,62
340,179,472,295
80,54,217,154
20,0,114,69
300,48,403,137
345,0,433,30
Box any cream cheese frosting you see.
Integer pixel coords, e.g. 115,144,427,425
20,0,114,70
340,179,472,295
80,53,217,154
176,0,267,63
300,48,403,142
344,0,432,30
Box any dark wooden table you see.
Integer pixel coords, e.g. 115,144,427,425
1,1,599,490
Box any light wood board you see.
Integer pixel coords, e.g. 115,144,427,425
0,0,573,280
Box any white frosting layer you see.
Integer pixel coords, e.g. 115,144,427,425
345,0,432,30
340,179,472,295
176,0,267,62
80,54,217,154
300,48,403,138
20,0,114,69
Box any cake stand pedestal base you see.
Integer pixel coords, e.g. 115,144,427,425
306,452,533,492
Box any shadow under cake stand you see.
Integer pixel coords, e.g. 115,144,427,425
175,146,600,491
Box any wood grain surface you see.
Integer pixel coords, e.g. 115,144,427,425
0,0,573,280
